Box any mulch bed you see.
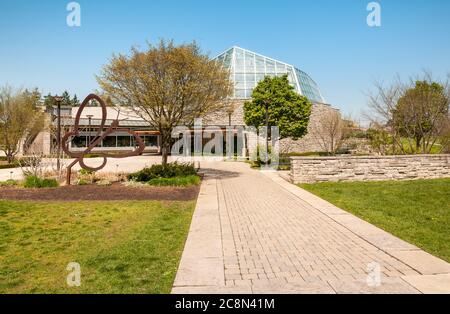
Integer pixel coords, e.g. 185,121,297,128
0,183,200,202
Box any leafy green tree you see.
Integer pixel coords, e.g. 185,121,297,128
393,80,449,153
0,86,45,163
97,39,232,165
43,90,80,111
244,75,312,140
71,94,80,106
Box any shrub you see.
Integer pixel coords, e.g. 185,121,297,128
0,179,18,187
0,160,20,169
128,162,197,182
78,169,96,184
147,175,201,187
24,176,59,188
96,180,112,186
76,179,89,186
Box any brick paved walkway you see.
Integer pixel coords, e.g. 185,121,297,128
173,162,450,294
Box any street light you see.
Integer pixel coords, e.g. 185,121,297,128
54,96,63,171
86,115,94,146
264,100,270,166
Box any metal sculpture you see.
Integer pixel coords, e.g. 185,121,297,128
61,94,145,185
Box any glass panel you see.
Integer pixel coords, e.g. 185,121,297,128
235,74,245,88
235,89,246,98
276,62,286,73
255,56,265,72
117,136,131,147
102,136,117,148
245,73,255,83
72,136,87,148
246,81,256,89
245,52,255,72
266,60,275,73
245,89,254,98
234,48,244,73
255,73,265,82
144,136,158,147
223,52,232,69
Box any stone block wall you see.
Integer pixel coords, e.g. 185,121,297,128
203,101,339,154
290,155,450,183
280,103,339,154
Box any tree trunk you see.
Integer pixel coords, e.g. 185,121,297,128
161,145,169,166
415,136,422,153
160,132,170,166
6,152,14,164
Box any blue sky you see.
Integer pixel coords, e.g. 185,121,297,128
1,0,449,121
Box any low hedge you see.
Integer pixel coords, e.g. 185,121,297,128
0,179,18,187
0,161,20,169
24,176,59,188
128,162,198,182
147,175,201,187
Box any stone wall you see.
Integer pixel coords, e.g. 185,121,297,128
280,103,340,154
203,101,339,154
290,155,450,183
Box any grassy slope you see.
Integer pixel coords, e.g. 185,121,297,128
300,179,450,262
0,200,195,294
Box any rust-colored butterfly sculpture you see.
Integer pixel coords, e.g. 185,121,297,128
61,94,145,184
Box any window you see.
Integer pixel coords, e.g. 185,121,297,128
117,136,131,147
72,136,86,148
102,136,117,148
144,136,158,147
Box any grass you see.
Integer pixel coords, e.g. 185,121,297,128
0,200,195,294
147,175,201,187
0,180,18,187
23,176,59,188
300,179,450,263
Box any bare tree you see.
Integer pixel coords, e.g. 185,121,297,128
365,77,406,154
314,109,344,155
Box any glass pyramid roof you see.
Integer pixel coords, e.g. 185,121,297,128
214,46,325,103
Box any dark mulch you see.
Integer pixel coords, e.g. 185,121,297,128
0,183,200,202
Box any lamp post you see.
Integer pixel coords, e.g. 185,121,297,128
54,96,63,172
86,115,94,146
264,100,270,165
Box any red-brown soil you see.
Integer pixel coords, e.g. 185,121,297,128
0,183,200,202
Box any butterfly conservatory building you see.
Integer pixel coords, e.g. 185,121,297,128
27,46,339,156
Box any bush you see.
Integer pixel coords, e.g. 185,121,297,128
0,179,18,187
147,175,201,187
128,162,197,182
0,160,20,169
24,176,59,188
78,169,96,184
96,180,112,186
76,179,89,186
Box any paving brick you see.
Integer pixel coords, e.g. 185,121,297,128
173,162,450,294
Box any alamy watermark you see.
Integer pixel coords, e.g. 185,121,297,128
171,119,280,170
66,262,81,287
66,2,81,27
367,262,382,287
367,2,381,27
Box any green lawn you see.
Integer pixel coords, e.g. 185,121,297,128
300,179,450,263
0,200,195,294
